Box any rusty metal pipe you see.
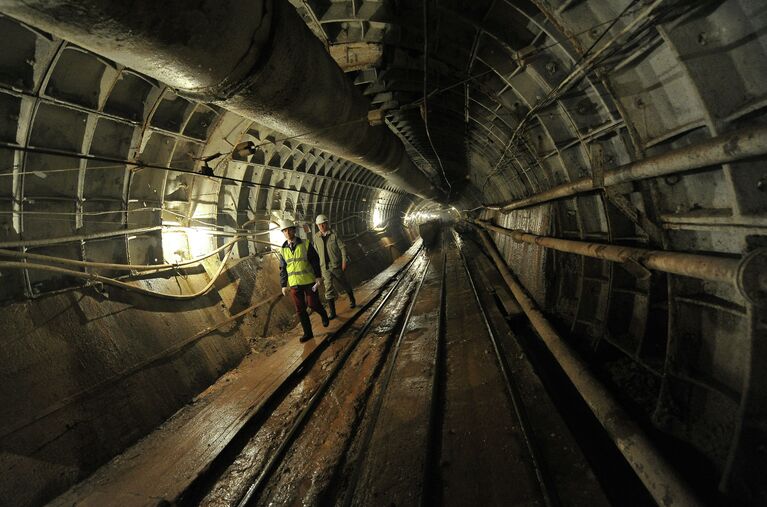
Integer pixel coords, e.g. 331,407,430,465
487,125,767,212
476,220,741,285
0,0,440,200
476,228,701,507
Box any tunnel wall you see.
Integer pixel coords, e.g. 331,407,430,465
0,223,412,507
0,266,252,506
0,13,417,506
482,206,552,307
405,0,766,501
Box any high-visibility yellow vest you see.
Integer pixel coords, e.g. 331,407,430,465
281,240,316,287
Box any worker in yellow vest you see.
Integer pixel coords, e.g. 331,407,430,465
277,219,329,342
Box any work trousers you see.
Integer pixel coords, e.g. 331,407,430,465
322,266,354,301
289,284,324,316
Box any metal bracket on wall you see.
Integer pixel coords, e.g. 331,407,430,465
603,188,665,245
590,142,605,189
622,256,652,280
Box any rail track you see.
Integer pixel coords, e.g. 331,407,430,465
179,226,629,506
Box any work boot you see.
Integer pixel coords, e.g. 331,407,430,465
327,299,336,320
299,313,313,342
319,306,330,327
348,292,356,309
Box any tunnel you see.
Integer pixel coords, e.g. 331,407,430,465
0,0,765,505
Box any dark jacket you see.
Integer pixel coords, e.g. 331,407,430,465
279,237,322,287
313,229,348,270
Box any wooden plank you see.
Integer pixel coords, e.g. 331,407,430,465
328,42,383,72
51,242,421,506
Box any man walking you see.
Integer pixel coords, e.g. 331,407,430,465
313,214,356,319
278,219,330,342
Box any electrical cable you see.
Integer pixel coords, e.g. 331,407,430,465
422,0,453,200
394,2,648,116
0,142,336,199
0,243,235,300
0,236,241,272
481,0,659,194
0,195,309,299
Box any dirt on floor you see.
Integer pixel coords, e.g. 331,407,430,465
192,234,615,506
194,260,425,507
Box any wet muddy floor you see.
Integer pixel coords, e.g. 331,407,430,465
184,230,632,506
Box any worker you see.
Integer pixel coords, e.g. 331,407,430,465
313,214,356,319
277,219,330,342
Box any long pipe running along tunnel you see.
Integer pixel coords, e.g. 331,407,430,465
0,0,765,506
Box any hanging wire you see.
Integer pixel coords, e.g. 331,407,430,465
0,142,350,202
395,1,649,114
422,0,453,200
480,0,658,194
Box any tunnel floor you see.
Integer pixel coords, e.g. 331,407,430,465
49,230,656,506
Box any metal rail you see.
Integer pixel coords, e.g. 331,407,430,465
422,232,447,506
474,219,766,303
475,220,737,283
235,248,427,506
342,253,434,506
475,228,701,507
486,125,767,213
455,231,560,507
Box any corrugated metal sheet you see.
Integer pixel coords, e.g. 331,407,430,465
494,205,551,306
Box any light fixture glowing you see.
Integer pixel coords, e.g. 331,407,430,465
161,220,215,264
372,206,384,228
161,230,190,264
269,224,286,249
187,228,215,258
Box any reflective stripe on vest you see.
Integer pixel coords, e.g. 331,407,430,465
281,240,316,287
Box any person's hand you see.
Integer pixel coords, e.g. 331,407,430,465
281,287,289,297
342,261,347,272
312,278,322,292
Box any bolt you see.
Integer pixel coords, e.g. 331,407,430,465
757,177,766,192
697,32,707,46
545,61,558,75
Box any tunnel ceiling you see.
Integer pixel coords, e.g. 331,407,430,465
0,10,416,300
291,0,767,213
1,1,764,275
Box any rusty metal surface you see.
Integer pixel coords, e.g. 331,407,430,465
492,206,551,307
493,125,767,213
478,228,702,507
0,0,439,199
477,219,744,287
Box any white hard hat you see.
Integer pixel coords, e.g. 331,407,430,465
315,214,329,225
278,219,296,231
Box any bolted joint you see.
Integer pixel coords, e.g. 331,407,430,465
737,248,767,306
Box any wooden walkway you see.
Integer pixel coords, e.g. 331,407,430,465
50,243,420,506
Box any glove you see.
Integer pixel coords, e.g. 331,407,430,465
281,287,289,297
312,278,322,292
